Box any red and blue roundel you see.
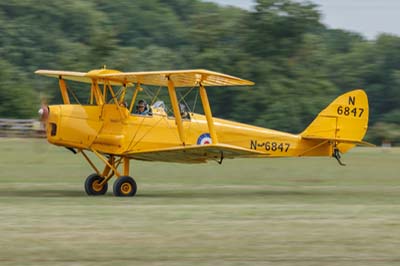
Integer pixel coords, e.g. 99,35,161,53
197,133,212,145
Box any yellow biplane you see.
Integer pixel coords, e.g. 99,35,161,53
35,68,371,197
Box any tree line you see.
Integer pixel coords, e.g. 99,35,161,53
0,0,399,144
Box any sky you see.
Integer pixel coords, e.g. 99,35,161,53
207,0,400,40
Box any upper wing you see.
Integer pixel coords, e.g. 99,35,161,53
100,69,254,87
125,144,267,163
35,69,254,87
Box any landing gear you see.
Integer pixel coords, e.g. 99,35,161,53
80,150,138,197
84,173,108,195
113,176,137,197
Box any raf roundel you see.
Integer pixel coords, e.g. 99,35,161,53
197,133,212,145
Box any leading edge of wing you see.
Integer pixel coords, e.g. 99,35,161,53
125,143,267,163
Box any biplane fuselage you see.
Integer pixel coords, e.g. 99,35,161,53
35,68,370,196
46,103,331,163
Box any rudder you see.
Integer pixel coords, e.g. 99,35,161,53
301,89,369,153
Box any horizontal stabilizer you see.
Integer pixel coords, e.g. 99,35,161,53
302,136,375,147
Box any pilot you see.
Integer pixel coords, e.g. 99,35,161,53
136,99,151,115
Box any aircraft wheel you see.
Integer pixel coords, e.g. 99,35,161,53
113,176,137,197
84,173,108,196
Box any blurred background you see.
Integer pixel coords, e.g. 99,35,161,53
0,0,399,145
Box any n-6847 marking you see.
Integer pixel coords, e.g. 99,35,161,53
250,140,290,152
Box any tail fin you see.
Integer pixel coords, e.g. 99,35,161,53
301,89,371,153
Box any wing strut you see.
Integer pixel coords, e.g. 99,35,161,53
199,83,218,144
129,83,141,113
58,77,71,104
167,77,186,145
90,79,104,105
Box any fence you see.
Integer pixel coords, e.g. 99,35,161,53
0,118,45,138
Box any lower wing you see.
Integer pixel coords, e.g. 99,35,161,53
124,144,267,163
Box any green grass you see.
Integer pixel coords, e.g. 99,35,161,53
0,138,400,265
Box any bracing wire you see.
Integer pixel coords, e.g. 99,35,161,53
67,86,81,104
107,86,124,103
192,89,199,113
151,86,162,105
178,86,196,112
143,86,155,100
134,85,201,116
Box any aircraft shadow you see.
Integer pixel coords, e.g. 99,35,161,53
137,189,328,199
0,188,369,200
0,188,324,199
0,189,85,198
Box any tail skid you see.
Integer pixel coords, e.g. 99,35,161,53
333,147,346,166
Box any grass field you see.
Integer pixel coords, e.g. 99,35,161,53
0,138,399,266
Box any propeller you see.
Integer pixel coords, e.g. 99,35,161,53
32,95,50,158
38,96,49,132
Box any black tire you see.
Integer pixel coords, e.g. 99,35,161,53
113,176,137,197
84,173,108,196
